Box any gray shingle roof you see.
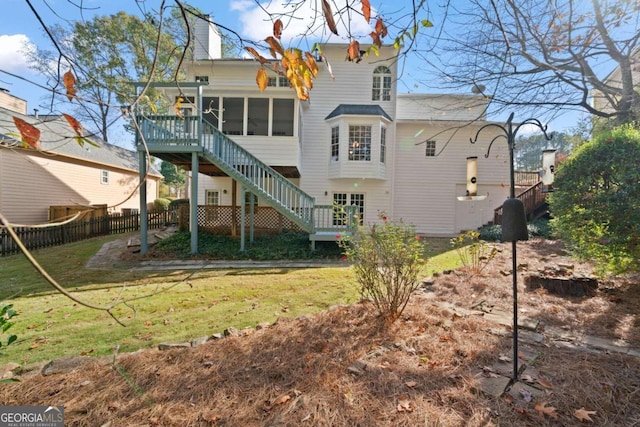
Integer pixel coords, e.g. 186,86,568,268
325,104,393,121
0,107,161,176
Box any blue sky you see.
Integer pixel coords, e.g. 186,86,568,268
0,0,431,106
0,0,248,110
0,0,586,133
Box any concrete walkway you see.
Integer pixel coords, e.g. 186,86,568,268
131,259,347,271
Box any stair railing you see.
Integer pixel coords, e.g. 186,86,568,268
494,181,546,225
198,119,315,231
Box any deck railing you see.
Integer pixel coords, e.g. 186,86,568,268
514,171,541,187
493,181,546,225
312,205,358,233
199,119,315,231
137,115,200,146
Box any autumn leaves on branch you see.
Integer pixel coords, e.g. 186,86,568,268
244,0,393,101
11,69,95,150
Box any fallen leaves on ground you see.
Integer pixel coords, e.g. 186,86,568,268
535,401,558,419
396,396,414,413
537,378,553,389
574,407,597,422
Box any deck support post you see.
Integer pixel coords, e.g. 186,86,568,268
138,150,148,254
249,192,255,244
190,151,199,254
231,180,238,236
240,186,246,251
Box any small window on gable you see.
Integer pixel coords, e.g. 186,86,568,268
101,170,109,185
372,66,392,101
268,76,289,87
425,140,436,157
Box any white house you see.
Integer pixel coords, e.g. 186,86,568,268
139,20,512,247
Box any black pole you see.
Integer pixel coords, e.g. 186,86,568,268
507,114,519,383
511,240,518,382
469,112,552,386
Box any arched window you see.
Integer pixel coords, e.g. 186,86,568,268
372,66,392,101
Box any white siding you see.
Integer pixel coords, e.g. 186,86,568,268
392,123,510,235
396,94,488,122
193,16,222,60
223,135,298,168
299,45,398,226
195,174,300,207
0,148,158,224
175,61,300,168
196,175,233,206
0,91,27,114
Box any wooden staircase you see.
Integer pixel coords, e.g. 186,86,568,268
136,115,355,239
493,181,549,225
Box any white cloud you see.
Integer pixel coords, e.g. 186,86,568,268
517,122,551,136
0,34,36,73
229,0,375,46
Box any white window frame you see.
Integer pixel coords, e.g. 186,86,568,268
372,66,392,101
205,190,220,221
100,170,109,185
425,140,437,157
380,125,387,164
330,126,339,162
333,192,365,225
220,96,295,137
348,125,372,161
205,190,220,206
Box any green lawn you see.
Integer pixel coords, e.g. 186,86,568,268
0,234,460,366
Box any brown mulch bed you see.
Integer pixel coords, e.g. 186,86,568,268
2,239,639,426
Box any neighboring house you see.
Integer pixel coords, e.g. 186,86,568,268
0,90,162,225
137,20,515,246
591,47,640,121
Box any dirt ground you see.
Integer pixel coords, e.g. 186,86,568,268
2,238,639,426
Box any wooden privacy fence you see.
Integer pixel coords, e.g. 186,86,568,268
0,210,174,257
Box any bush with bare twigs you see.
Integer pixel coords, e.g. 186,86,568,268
340,213,425,322
450,230,497,277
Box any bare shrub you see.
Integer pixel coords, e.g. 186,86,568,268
450,230,497,277
340,214,425,322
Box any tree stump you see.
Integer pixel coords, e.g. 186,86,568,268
524,274,598,297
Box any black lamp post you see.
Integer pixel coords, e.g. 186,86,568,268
469,112,552,388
